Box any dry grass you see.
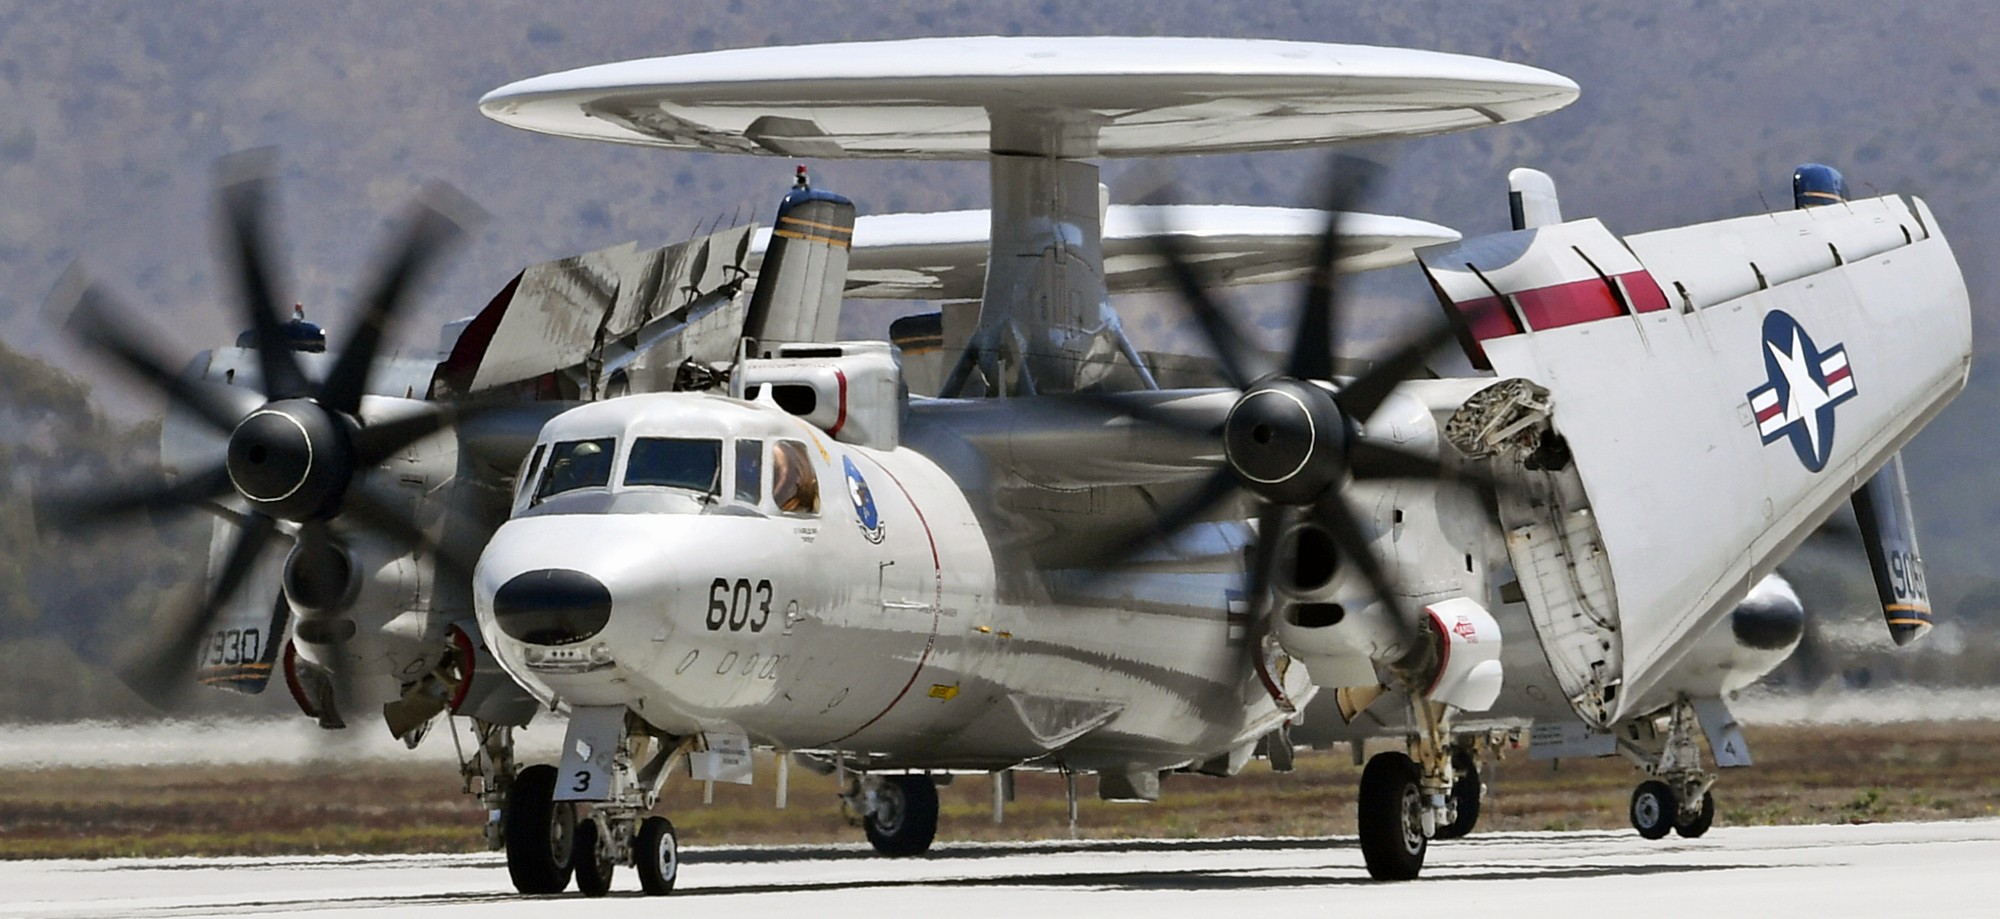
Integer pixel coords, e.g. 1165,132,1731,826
6,722,2000,859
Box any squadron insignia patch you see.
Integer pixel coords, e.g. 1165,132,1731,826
843,456,886,543
1746,310,1856,473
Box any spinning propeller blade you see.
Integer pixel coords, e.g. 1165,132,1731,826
42,154,479,712
1095,155,1482,685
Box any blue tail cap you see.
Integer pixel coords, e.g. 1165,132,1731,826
1793,163,1849,209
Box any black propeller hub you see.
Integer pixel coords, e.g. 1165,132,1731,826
226,400,354,521
1224,379,1348,505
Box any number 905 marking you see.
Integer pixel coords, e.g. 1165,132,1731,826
1888,551,1928,603
707,579,774,632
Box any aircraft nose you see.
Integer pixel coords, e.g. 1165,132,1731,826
491,569,614,645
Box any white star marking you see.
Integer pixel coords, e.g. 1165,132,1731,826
1768,329,1834,457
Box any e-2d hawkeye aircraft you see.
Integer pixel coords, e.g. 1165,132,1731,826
462,36,1966,891
43,37,1964,893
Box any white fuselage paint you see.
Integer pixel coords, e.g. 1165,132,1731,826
473,394,1299,772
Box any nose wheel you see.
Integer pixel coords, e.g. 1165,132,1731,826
571,818,616,897
634,815,681,895
503,764,577,894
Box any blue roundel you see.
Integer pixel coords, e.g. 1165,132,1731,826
843,456,885,543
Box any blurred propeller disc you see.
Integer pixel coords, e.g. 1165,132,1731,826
38,153,481,712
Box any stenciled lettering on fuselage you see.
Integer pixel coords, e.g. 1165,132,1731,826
1745,309,1856,473
843,455,886,543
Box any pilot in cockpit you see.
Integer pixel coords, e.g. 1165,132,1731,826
539,439,613,500
771,440,819,514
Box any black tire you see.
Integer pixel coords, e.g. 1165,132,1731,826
863,774,939,857
1674,791,1716,838
635,815,680,896
505,764,577,895
1630,780,1678,840
1433,748,1481,840
1357,751,1427,881
573,818,614,897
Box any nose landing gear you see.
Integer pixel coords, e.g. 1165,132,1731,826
498,712,685,896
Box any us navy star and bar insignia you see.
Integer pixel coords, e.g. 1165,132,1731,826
1747,310,1856,473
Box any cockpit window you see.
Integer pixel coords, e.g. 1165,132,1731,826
625,437,722,493
772,439,820,515
735,439,763,504
534,438,616,502
516,444,546,503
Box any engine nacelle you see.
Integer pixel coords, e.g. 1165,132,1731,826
734,340,903,451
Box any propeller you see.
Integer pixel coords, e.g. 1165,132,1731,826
1082,157,1486,703
38,154,477,708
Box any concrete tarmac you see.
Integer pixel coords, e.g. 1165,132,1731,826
5,819,1995,918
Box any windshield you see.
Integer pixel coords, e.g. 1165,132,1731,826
534,438,616,502
625,437,722,493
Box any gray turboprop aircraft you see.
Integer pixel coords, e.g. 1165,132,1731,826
43,36,1964,894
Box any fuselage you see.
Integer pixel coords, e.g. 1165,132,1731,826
473,392,1301,772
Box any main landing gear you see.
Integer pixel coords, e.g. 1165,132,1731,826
842,772,940,857
1629,779,1714,840
1617,697,1731,841
1354,711,1490,881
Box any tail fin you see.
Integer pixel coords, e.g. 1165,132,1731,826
744,166,854,352
1508,167,1562,229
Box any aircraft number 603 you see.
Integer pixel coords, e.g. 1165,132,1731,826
708,578,774,632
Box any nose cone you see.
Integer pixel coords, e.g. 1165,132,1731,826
492,568,614,645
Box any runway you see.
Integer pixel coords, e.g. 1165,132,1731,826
5,819,1997,918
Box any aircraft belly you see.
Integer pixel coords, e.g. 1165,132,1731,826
814,596,1275,771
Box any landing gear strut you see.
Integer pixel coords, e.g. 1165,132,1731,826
1358,702,1474,880
1433,743,1482,840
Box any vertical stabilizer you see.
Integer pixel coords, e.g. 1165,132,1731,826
744,166,855,352
1508,167,1562,230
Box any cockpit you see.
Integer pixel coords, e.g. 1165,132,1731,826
512,401,823,519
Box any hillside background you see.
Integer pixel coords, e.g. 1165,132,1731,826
1,0,1996,717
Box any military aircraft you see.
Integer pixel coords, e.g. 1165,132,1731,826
41,35,1966,894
